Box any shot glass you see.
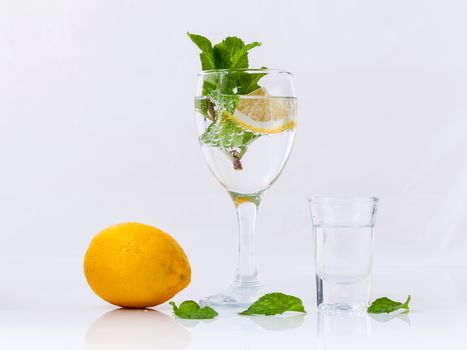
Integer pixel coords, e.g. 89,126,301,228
308,196,378,311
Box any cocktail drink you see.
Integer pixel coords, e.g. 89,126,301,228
194,69,297,306
195,86,296,195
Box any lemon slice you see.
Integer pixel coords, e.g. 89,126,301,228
228,88,296,134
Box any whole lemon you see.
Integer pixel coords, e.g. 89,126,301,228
84,223,191,308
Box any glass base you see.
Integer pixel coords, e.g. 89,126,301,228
318,302,368,313
200,281,266,308
316,274,370,312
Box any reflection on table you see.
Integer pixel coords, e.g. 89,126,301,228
86,308,191,350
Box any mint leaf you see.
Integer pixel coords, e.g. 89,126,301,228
231,42,261,68
189,35,261,70
199,90,259,170
206,89,238,115
229,71,266,95
199,71,264,123
188,34,263,95
188,34,266,169
239,293,306,316
212,37,261,69
367,295,411,314
187,33,215,70
169,300,218,319
201,111,259,165
213,37,246,68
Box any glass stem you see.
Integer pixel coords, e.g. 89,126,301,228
234,200,260,285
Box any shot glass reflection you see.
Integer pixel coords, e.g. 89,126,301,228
86,308,191,350
317,310,371,337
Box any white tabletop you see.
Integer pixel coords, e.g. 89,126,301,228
1,257,466,349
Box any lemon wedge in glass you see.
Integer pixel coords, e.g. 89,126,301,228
227,87,296,134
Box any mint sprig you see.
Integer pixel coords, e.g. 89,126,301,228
169,300,218,319
187,33,263,97
213,36,261,69
239,293,306,316
187,33,215,70
201,112,259,170
188,33,264,170
367,295,411,314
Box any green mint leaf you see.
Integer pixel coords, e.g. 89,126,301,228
201,111,259,158
169,300,218,319
189,33,266,169
187,32,212,53
239,293,306,316
187,33,215,70
201,76,218,99
199,90,259,170
231,41,262,68
198,71,264,130
189,34,261,71
206,89,238,114
213,36,246,69
235,71,266,95
367,295,411,314
211,71,265,97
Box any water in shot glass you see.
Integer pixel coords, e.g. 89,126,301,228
308,196,378,311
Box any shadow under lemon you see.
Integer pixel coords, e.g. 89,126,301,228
86,308,191,350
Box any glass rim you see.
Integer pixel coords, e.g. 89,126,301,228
197,68,292,76
307,196,379,203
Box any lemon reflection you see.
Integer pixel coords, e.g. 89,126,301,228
86,308,191,350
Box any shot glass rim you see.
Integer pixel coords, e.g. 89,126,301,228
307,195,379,204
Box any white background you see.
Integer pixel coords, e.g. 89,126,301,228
1,0,467,295
1,1,467,349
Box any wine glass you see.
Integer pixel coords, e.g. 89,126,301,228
194,68,297,307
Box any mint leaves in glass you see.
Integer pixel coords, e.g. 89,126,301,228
190,34,297,307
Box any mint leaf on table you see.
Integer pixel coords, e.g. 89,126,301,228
169,300,218,319
367,295,411,314
239,293,306,316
